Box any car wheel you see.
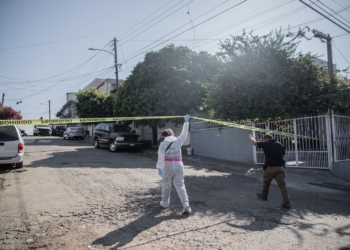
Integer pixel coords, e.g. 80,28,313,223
81,137,84,140
109,142,117,152
63,135,66,139
16,161,23,168
94,139,100,148
68,137,70,140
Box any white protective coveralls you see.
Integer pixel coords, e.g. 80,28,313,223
156,122,189,209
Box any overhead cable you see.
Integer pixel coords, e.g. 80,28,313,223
178,0,293,49
123,0,247,63
309,0,350,29
331,0,350,14
299,0,350,33
0,25,134,51
124,0,231,57
333,41,350,65
118,0,179,40
120,0,194,45
0,42,110,84
317,0,350,24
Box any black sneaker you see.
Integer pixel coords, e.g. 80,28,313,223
281,203,291,209
257,193,267,201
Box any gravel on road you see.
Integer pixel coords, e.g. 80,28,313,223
0,136,349,249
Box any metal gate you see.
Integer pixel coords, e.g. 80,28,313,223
253,115,332,169
332,115,350,162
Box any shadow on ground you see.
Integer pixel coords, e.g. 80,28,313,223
18,137,350,248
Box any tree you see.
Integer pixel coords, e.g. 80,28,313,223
114,45,221,126
55,111,62,118
0,103,22,120
205,29,350,121
75,88,115,118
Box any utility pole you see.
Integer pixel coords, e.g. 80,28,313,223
326,35,334,82
313,31,335,83
49,100,51,119
114,38,119,91
1,93,4,105
89,39,120,91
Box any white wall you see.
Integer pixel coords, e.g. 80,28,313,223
66,92,77,102
190,127,255,164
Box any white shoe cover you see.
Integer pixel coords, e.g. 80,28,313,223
160,201,169,208
182,202,192,214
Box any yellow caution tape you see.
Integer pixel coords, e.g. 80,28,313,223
0,116,183,126
192,117,322,140
0,116,330,141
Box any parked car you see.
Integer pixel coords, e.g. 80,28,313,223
52,125,66,137
0,125,24,168
93,123,143,152
33,125,52,136
63,127,84,140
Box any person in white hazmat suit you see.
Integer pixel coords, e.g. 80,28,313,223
156,114,192,214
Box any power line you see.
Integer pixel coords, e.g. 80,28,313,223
182,0,296,52
178,0,293,49
187,3,198,50
0,1,176,52
18,54,102,100
309,0,350,29
120,1,194,45
117,0,176,40
119,44,131,73
123,0,235,59
0,25,135,51
0,42,110,84
317,0,350,24
280,4,350,32
0,67,114,87
331,0,350,14
123,0,247,63
249,6,306,32
334,32,350,38
0,67,113,92
299,0,350,33
333,41,350,65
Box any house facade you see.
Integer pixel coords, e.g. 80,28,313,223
60,92,78,118
59,78,124,119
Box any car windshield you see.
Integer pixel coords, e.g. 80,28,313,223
111,125,132,133
0,126,19,141
38,125,50,128
70,127,81,130
56,126,66,129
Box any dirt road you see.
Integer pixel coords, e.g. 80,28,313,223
0,136,349,249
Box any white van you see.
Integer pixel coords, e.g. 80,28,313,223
0,126,24,168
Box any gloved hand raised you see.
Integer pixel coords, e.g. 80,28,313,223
157,168,163,177
184,114,191,122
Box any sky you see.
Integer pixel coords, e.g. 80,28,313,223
0,0,349,123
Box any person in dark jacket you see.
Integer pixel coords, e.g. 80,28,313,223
249,134,291,209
